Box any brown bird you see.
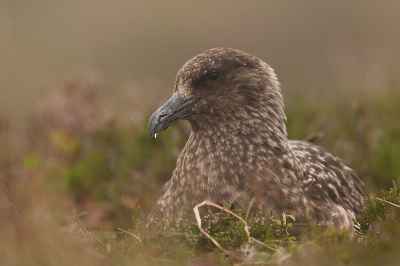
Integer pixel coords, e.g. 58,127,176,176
148,48,367,234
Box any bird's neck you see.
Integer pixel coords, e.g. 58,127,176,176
188,97,291,155
186,116,292,173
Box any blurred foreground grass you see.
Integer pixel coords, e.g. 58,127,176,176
0,76,399,265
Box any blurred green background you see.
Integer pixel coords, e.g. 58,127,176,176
1,1,400,265
1,1,400,129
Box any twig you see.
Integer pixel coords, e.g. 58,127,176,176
245,197,256,223
118,228,142,245
193,201,294,264
249,237,277,252
193,200,249,261
375,198,400,209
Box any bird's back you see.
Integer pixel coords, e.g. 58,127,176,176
289,140,367,231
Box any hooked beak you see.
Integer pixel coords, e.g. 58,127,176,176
148,90,201,139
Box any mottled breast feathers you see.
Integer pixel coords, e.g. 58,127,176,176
147,47,367,234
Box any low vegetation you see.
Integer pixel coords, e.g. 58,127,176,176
0,77,399,265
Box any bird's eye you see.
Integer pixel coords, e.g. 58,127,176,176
209,71,219,81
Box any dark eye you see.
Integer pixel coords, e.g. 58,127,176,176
209,71,219,81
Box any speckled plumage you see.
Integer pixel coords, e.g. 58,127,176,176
148,48,367,234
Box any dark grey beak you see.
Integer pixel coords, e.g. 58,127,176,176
148,91,201,139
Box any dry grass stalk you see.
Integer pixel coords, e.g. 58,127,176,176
117,228,142,245
193,200,250,260
375,198,400,209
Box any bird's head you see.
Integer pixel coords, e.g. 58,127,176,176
148,48,285,139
